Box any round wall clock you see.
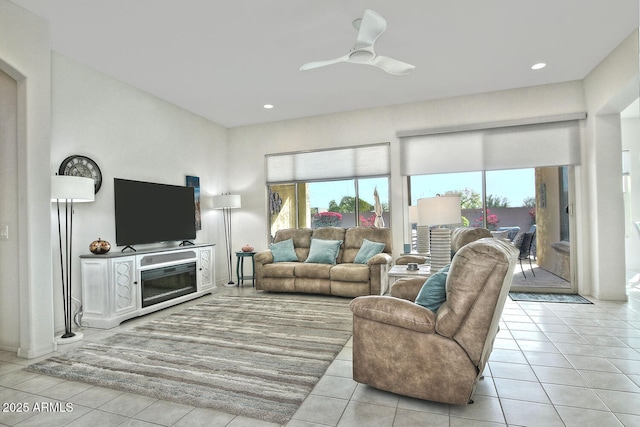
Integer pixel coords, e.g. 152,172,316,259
58,155,102,194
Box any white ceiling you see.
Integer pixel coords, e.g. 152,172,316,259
9,0,639,128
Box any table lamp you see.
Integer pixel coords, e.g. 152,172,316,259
418,195,461,272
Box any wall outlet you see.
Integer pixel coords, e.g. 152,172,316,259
0,224,8,240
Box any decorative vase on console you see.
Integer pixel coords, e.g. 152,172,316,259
90,238,111,254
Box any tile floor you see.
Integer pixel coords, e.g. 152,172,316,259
3,285,640,426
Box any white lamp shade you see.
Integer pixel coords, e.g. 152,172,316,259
417,196,461,225
211,194,241,209
51,175,95,202
408,205,419,224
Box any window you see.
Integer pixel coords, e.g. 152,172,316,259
410,168,535,235
266,144,390,240
268,178,389,239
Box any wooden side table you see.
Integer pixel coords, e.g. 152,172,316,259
235,251,256,287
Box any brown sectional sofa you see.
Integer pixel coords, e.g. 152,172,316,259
255,227,392,297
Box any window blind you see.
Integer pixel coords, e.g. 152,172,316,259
266,143,390,183
399,115,585,176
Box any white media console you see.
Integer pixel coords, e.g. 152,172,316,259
80,243,215,329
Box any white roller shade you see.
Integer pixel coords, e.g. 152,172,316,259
266,143,390,183
400,116,584,176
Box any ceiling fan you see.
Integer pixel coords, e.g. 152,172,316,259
300,9,415,75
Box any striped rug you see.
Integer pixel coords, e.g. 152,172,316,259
26,294,353,424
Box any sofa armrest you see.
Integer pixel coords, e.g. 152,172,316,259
367,253,392,266
350,296,436,334
395,255,429,265
389,277,426,302
255,250,273,264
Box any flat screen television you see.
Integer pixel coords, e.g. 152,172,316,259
114,178,196,247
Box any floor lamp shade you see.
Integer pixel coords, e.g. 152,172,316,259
211,194,241,210
417,196,462,272
51,175,94,342
51,175,95,202
212,194,241,285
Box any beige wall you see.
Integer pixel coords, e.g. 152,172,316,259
623,115,640,271
0,0,54,356
228,30,638,302
582,29,639,300
228,81,586,256
0,69,19,349
49,53,230,334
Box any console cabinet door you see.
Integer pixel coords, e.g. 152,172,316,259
81,259,109,319
112,257,137,314
198,246,215,290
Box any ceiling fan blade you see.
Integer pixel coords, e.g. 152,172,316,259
371,55,415,75
354,9,387,50
300,54,350,71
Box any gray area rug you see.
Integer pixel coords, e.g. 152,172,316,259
26,294,353,424
509,292,593,304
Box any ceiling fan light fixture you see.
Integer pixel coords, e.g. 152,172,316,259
299,9,415,75
263,104,274,109
531,62,547,70
349,50,374,63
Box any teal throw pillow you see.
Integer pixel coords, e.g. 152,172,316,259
270,238,298,263
415,264,451,312
354,239,386,264
305,238,343,265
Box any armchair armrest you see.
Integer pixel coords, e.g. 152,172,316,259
367,253,392,266
389,277,425,302
255,250,273,264
350,296,436,334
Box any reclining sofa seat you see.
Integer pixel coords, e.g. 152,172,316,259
255,226,392,297
350,238,518,405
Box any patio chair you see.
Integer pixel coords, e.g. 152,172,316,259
518,232,536,278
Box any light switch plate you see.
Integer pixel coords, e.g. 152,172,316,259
0,224,8,240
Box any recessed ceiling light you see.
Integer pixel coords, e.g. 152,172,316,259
531,63,547,70
263,104,274,109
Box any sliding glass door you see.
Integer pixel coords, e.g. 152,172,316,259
410,167,573,292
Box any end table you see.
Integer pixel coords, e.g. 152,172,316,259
235,251,256,287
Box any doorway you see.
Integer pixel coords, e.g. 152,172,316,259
410,166,575,293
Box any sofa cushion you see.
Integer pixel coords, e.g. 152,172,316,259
305,238,343,264
311,227,347,263
354,239,386,264
343,227,391,263
260,262,297,278
331,263,371,282
270,238,298,263
415,264,450,312
294,263,332,279
274,228,312,261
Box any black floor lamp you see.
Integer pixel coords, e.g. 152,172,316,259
212,193,241,286
51,175,95,343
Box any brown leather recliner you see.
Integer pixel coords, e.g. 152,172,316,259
350,237,518,405
391,227,493,301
